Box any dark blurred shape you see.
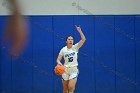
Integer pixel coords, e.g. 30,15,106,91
3,0,29,57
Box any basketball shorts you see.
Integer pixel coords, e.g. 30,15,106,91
62,66,79,80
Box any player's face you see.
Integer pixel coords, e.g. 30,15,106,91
66,36,74,46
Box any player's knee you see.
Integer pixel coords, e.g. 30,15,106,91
63,86,68,92
69,85,75,92
63,87,68,91
63,89,68,93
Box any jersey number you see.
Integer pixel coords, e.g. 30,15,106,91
68,57,73,62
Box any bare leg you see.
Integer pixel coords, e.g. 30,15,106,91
69,79,77,93
62,80,69,93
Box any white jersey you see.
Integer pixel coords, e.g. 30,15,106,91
59,43,80,67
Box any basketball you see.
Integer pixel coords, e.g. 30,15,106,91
54,65,65,75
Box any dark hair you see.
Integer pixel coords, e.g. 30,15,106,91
65,35,73,41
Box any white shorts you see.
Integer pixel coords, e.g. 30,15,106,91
62,66,79,80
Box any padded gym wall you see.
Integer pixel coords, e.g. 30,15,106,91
0,15,140,93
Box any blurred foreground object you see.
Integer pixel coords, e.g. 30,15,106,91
3,0,29,57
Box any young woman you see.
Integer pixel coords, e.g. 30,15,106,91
56,25,86,93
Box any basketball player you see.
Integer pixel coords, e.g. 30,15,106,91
56,25,86,93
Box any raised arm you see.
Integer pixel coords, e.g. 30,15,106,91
10,0,21,14
75,25,86,48
4,0,28,56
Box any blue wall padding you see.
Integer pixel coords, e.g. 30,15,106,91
0,15,140,93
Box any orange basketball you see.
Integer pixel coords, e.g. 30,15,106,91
54,65,65,75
